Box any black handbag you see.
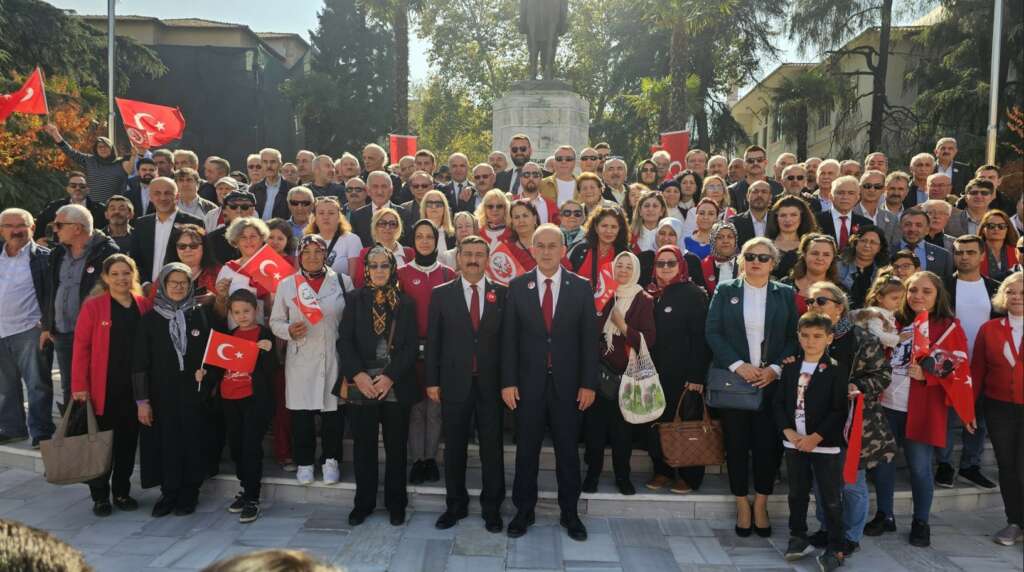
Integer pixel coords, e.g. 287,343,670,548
598,362,621,400
705,333,770,411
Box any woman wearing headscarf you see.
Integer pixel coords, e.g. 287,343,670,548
270,235,353,486
700,221,739,294
44,124,129,203
338,246,419,527
397,220,455,485
582,252,656,496
134,263,223,517
645,245,710,494
635,217,705,290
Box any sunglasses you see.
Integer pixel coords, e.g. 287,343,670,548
510,146,529,153
176,242,201,250
985,222,1008,230
805,296,840,307
67,182,88,189
561,209,583,218
640,167,657,173
654,260,678,268
376,219,399,228
554,156,575,162
424,200,445,208
367,263,392,270
786,175,805,181
289,200,312,207
225,203,254,210
521,172,542,178
247,164,261,169
861,183,884,190
410,183,433,190
580,155,599,161
473,174,491,181
743,253,773,263
346,187,365,193
967,190,993,196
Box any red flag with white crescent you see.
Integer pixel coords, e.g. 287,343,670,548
926,323,975,426
911,311,930,361
0,67,48,122
485,241,525,285
202,330,259,374
843,393,864,484
115,97,186,148
593,259,618,311
293,274,324,325
236,244,296,294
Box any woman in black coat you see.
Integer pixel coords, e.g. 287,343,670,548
134,263,223,517
338,245,419,528
646,245,711,494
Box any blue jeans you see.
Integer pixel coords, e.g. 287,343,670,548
936,404,986,469
814,457,869,542
873,408,934,522
53,331,74,411
0,327,55,441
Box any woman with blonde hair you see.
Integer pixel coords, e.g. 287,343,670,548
630,190,668,252
304,196,362,277
700,174,737,220
420,189,456,250
475,189,512,249
349,208,414,287
438,211,478,270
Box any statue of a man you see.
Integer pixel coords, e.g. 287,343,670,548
519,0,568,80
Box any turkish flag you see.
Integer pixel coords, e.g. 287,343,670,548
925,322,975,426
911,311,930,361
203,330,259,374
660,130,689,163
389,134,417,163
485,241,525,285
843,393,864,484
593,259,619,311
293,274,324,325
115,97,185,148
236,244,296,294
0,67,48,122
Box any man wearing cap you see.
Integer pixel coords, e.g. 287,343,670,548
208,189,255,265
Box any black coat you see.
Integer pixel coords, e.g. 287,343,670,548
729,210,765,247
337,289,420,405
250,178,294,220
944,273,1002,319
425,278,506,402
815,210,873,246
348,202,416,248
501,269,599,402
651,282,710,413
43,231,120,332
124,177,156,219
128,211,205,282
773,354,848,448
34,197,108,241
207,226,240,266
635,249,706,291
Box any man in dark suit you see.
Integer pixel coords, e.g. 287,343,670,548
129,177,204,284
729,181,773,246
454,164,495,214
426,236,507,533
815,176,873,250
501,224,598,542
890,208,954,279
249,148,293,221
348,171,416,247
934,137,971,196
495,134,534,195
441,152,473,208
123,157,159,219
903,152,933,210
400,171,437,220
34,171,108,244
727,146,782,212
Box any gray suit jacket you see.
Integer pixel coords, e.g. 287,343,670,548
853,204,901,247
943,208,976,238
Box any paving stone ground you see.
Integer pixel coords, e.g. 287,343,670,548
0,466,1020,571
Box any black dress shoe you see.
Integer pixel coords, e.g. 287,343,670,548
435,508,468,529
112,496,138,511
735,524,753,537
483,512,503,533
348,508,372,526
92,500,112,517
174,503,196,516
506,511,535,538
863,512,896,536
422,459,441,483
753,509,772,537
616,479,636,496
909,518,930,547
151,496,175,518
581,472,600,493
560,514,588,542
409,461,425,485
389,509,406,526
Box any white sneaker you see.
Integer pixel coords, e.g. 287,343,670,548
993,524,1023,546
296,465,314,485
322,459,340,485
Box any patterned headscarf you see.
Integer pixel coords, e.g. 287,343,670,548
153,262,195,371
646,245,691,298
299,234,328,279
364,245,401,336
709,221,738,261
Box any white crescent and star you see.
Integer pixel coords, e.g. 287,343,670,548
215,343,235,360
132,112,155,130
19,88,34,102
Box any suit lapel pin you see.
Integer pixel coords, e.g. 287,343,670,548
818,363,827,372
730,297,739,304
100,320,110,327
527,280,536,290
927,255,935,261
191,329,201,337
664,306,673,313
485,290,497,303
86,266,95,274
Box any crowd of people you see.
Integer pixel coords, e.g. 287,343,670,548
0,126,1021,570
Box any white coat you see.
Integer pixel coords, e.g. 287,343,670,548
270,268,353,412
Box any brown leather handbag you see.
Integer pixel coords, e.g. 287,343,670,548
655,391,725,468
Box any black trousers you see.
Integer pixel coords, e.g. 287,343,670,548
986,398,1024,526
583,394,633,480
349,402,410,512
223,397,270,501
291,409,343,467
785,449,845,553
441,381,505,514
719,407,781,496
513,376,582,516
88,411,138,502
204,396,226,477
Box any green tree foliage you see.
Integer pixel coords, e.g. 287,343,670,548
410,78,491,160
284,0,394,157
770,68,842,159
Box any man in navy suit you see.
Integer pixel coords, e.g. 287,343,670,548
502,224,598,542
890,207,954,279
124,158,159,219
815,176,872,251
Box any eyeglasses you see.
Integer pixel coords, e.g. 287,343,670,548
225,203,254,210
289,200,312,207
485,204,505,210
410,183,433,190
861,183,884,190
367,263,392,270
52,222,80,230
786,175,805,181
967,190,993,196
985,222,1008,230
521,172,542,178
510,146,529,153
165,279,190,289
580,155,599,161
655,260,678,269
67,182,88,189
805,296,840,307
743,253,773,263
376,219,399,229
247,164,261,170
176,242,201,250
473,174,492,181
424,200,445,208
346,187,365,193
892,262,916,271
554,156,575,162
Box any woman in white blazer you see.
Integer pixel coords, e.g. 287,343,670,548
270,235,354,486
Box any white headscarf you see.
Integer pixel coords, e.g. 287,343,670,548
656,217,687,253
602,251,643,352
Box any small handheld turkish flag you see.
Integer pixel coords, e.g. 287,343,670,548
236,244,296,294
485,241,525,285
0,67,48,122
115,97,186,148
911,311,930,361
293,274,324,325
202,330,259,374
593,259,619,311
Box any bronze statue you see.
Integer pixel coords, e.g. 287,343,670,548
519,0,568,80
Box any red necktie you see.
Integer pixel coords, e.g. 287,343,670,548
542,278,553,368
839,215,849,249
470,284,480,374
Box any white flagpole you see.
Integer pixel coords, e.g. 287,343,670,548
985,0,1003,164
107,0,116,145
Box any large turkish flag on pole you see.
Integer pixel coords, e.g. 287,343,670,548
236,244,296,294
660,130,689,180
202,330,259,374
0,67,48,122
389,134,417,162
115,97,186,148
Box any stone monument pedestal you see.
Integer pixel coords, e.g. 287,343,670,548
492,80,589,161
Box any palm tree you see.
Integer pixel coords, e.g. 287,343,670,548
770,68,840,159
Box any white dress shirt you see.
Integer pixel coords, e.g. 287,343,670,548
140,183,150,214
556,178,576,206
0,243,42,337
462,276,487,318
831,208,853,241
751,211,768,237
536,267,562,316
525,194,550,224
151,213,177,282
728,280,780,377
